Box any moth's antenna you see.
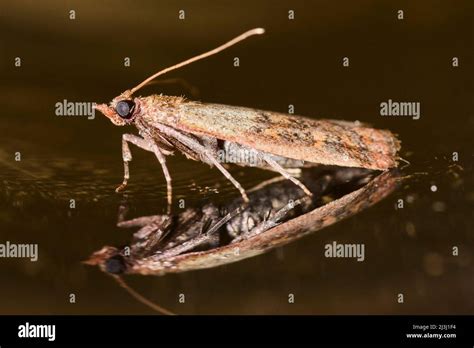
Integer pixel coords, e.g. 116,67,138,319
111,275,175,315
129,28,265,95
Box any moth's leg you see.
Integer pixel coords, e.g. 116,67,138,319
232,196,311,243
115,134,154,193
154,124,249,203
118,214,171,240
169,134,248,202
142,217,173,251
150,143,173,214
134,222,164,240
260,154,313,196
116,196,130,224
204,153,249,202
117,215,168,229
130,217,174,258
116,134,173,213
246,176,286,194
154,205,244,260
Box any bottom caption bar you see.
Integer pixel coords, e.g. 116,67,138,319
0,315,473,345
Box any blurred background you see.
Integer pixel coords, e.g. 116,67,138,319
0,0,472,314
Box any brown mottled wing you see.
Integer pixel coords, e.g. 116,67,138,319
175,101,400,170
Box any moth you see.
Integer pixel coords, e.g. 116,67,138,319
94,28,401,211
86,168,401,276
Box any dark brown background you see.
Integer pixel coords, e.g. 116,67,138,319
0,0,472,314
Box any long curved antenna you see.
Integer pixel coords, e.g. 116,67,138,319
129,28,265,95
112,275,175,315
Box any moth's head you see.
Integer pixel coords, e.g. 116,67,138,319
83,246,129,274
95,90,141,126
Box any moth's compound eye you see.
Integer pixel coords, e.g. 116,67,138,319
105,255,127,274
115,100,135,119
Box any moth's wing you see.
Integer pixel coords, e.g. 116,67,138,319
176,102,400,170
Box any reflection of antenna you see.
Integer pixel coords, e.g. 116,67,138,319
112,275,175,315
129,28,265,95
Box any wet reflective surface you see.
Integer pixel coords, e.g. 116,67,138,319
1,1,472,314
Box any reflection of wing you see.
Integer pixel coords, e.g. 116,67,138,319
175,101,400,170
128,170,400,275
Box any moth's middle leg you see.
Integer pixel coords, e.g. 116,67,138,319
150,143,173,213
153,124,250,203
260,154,313,196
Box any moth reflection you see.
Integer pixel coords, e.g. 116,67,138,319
86,167,401,276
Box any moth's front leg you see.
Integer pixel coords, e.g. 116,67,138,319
115,133,173,213
115,134,154,192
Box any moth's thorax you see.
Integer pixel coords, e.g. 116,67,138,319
137,94,185,127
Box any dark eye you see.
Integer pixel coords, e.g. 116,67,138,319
115,100,135,119
105,255,127,274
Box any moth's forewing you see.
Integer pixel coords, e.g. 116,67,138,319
170,101,400,170
126,170,400,275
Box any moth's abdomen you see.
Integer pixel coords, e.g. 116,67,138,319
221,141,306,169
